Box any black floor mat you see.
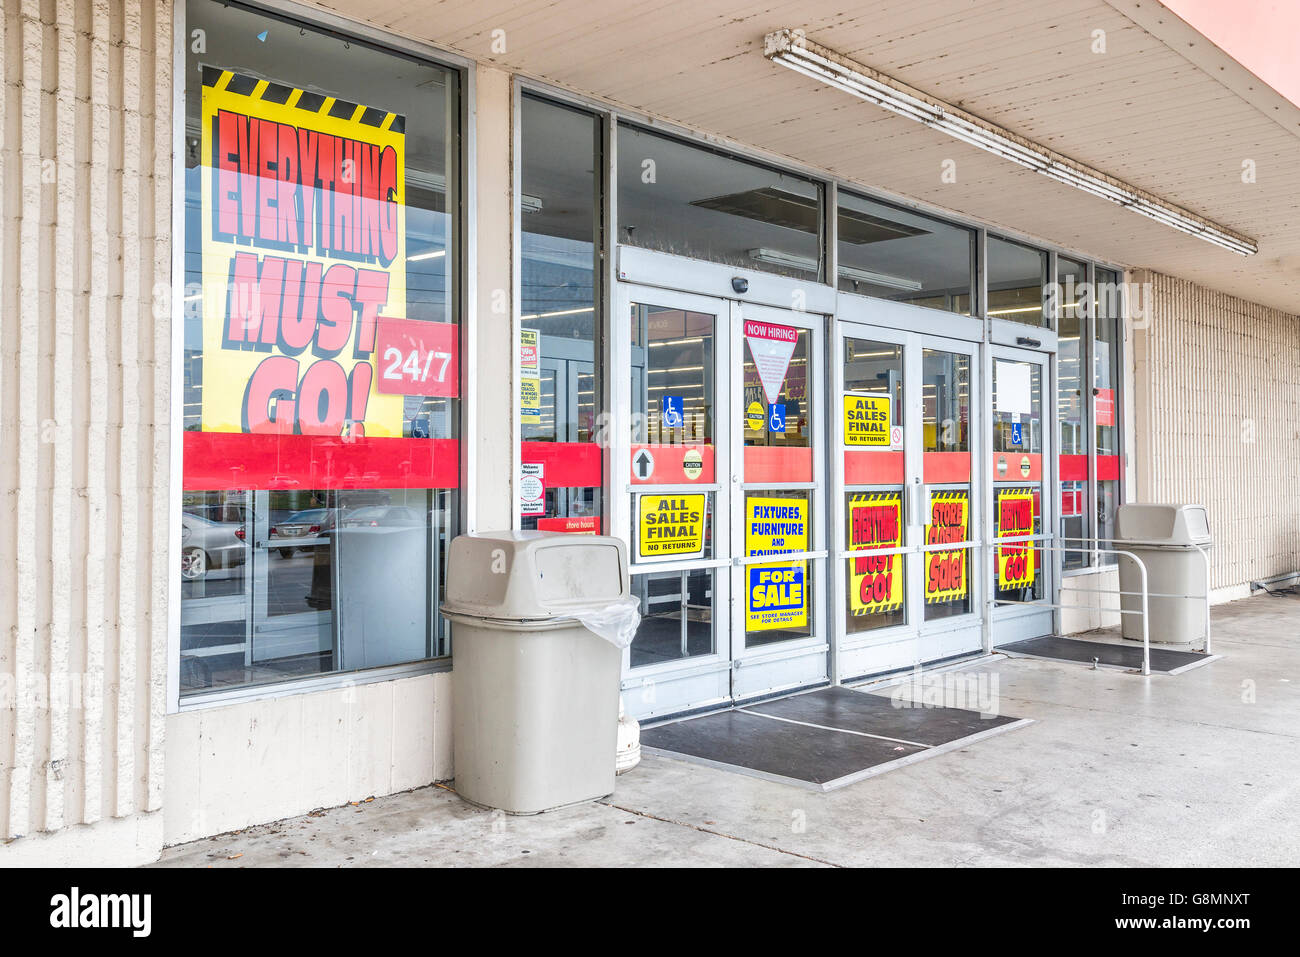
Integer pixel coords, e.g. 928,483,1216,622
640,686,1029,791
746,685,1019,746
999,635,1217,674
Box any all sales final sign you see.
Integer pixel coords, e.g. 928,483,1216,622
198,68,456,438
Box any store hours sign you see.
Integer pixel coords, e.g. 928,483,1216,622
198,67,443,437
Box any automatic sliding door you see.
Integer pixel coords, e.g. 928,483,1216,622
620,290,731,719
732,303,828,699
833,324,982,678
990,351,1054,643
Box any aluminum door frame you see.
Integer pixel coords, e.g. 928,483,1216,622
729,298,829,702
614,282,735,719
831,318,984,682
986,343,1057,645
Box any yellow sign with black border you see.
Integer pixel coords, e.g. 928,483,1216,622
637,494,706,561
843,394,892,446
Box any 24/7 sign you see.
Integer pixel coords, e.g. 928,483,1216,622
375,317,458,397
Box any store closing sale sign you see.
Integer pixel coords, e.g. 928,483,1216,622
848,492,902,616
996,488,1037,589
199,68,425,436
637,494,706,561
746,497,808,631
925,490,969,603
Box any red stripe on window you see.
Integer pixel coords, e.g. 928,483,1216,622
521,441,603,488
1060,454,1120,481
183,432,459,491
744,446,813,483
923,452,970,483
1059,454,1089,481
844,450,903,485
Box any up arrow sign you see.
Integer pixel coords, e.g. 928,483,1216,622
633,449,655,480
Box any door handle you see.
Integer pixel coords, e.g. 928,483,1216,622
909,481,929,528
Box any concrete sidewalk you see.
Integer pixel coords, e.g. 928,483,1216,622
154,592,1300,867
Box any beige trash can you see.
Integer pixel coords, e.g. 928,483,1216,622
441,531,637,814
1116,504,1212,644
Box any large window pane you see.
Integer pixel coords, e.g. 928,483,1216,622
180,0,460,695
617,124,823,280
1095,267,1122,563
837,192,973,314
630,304,715,450
993,361,1045,604
923,351,972,621
630,568,717,667
1058,257,1088,568
520,95,604,533
987,235,1048,326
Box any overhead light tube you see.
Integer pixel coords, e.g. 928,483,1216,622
764,29,1257,256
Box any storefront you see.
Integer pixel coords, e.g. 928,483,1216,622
170,0,1129,722
27,0,1300,866
512,87,1127,719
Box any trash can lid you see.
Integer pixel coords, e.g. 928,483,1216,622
441,531,630,621
1115,503,1212,546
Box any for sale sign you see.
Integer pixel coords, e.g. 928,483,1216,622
745,497,809,631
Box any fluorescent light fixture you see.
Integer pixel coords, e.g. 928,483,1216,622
521,194,544,214
839,264,923,292
764,29,1258,256
520,306,594,320
747,246,817,272
748,247,923,291
407,248,446,262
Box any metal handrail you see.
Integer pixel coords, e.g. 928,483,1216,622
988,541,1153,675
1056,535,1212,656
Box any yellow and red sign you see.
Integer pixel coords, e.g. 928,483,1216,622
199,68,413,436
848,492,903,616
925,490,969,603
996,488,1037,589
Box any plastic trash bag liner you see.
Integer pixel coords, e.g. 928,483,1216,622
571,596,642,649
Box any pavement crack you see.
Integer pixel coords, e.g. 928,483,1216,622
598,800,843,867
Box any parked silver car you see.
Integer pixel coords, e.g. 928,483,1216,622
180,512,247,581
269,508,329,558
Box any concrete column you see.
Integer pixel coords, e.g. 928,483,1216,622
469,65,515,532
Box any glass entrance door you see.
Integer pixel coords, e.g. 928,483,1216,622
833,322,983,680
616,284,827,719
988,348,1055,643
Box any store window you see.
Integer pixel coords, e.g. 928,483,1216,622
836,191,974,314
987,235,1048,326
1057,257,1088,569
617,123,824,280
519,95,604,532
1055,263,1125,570
179,0,461,695
1094,267,1123,564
